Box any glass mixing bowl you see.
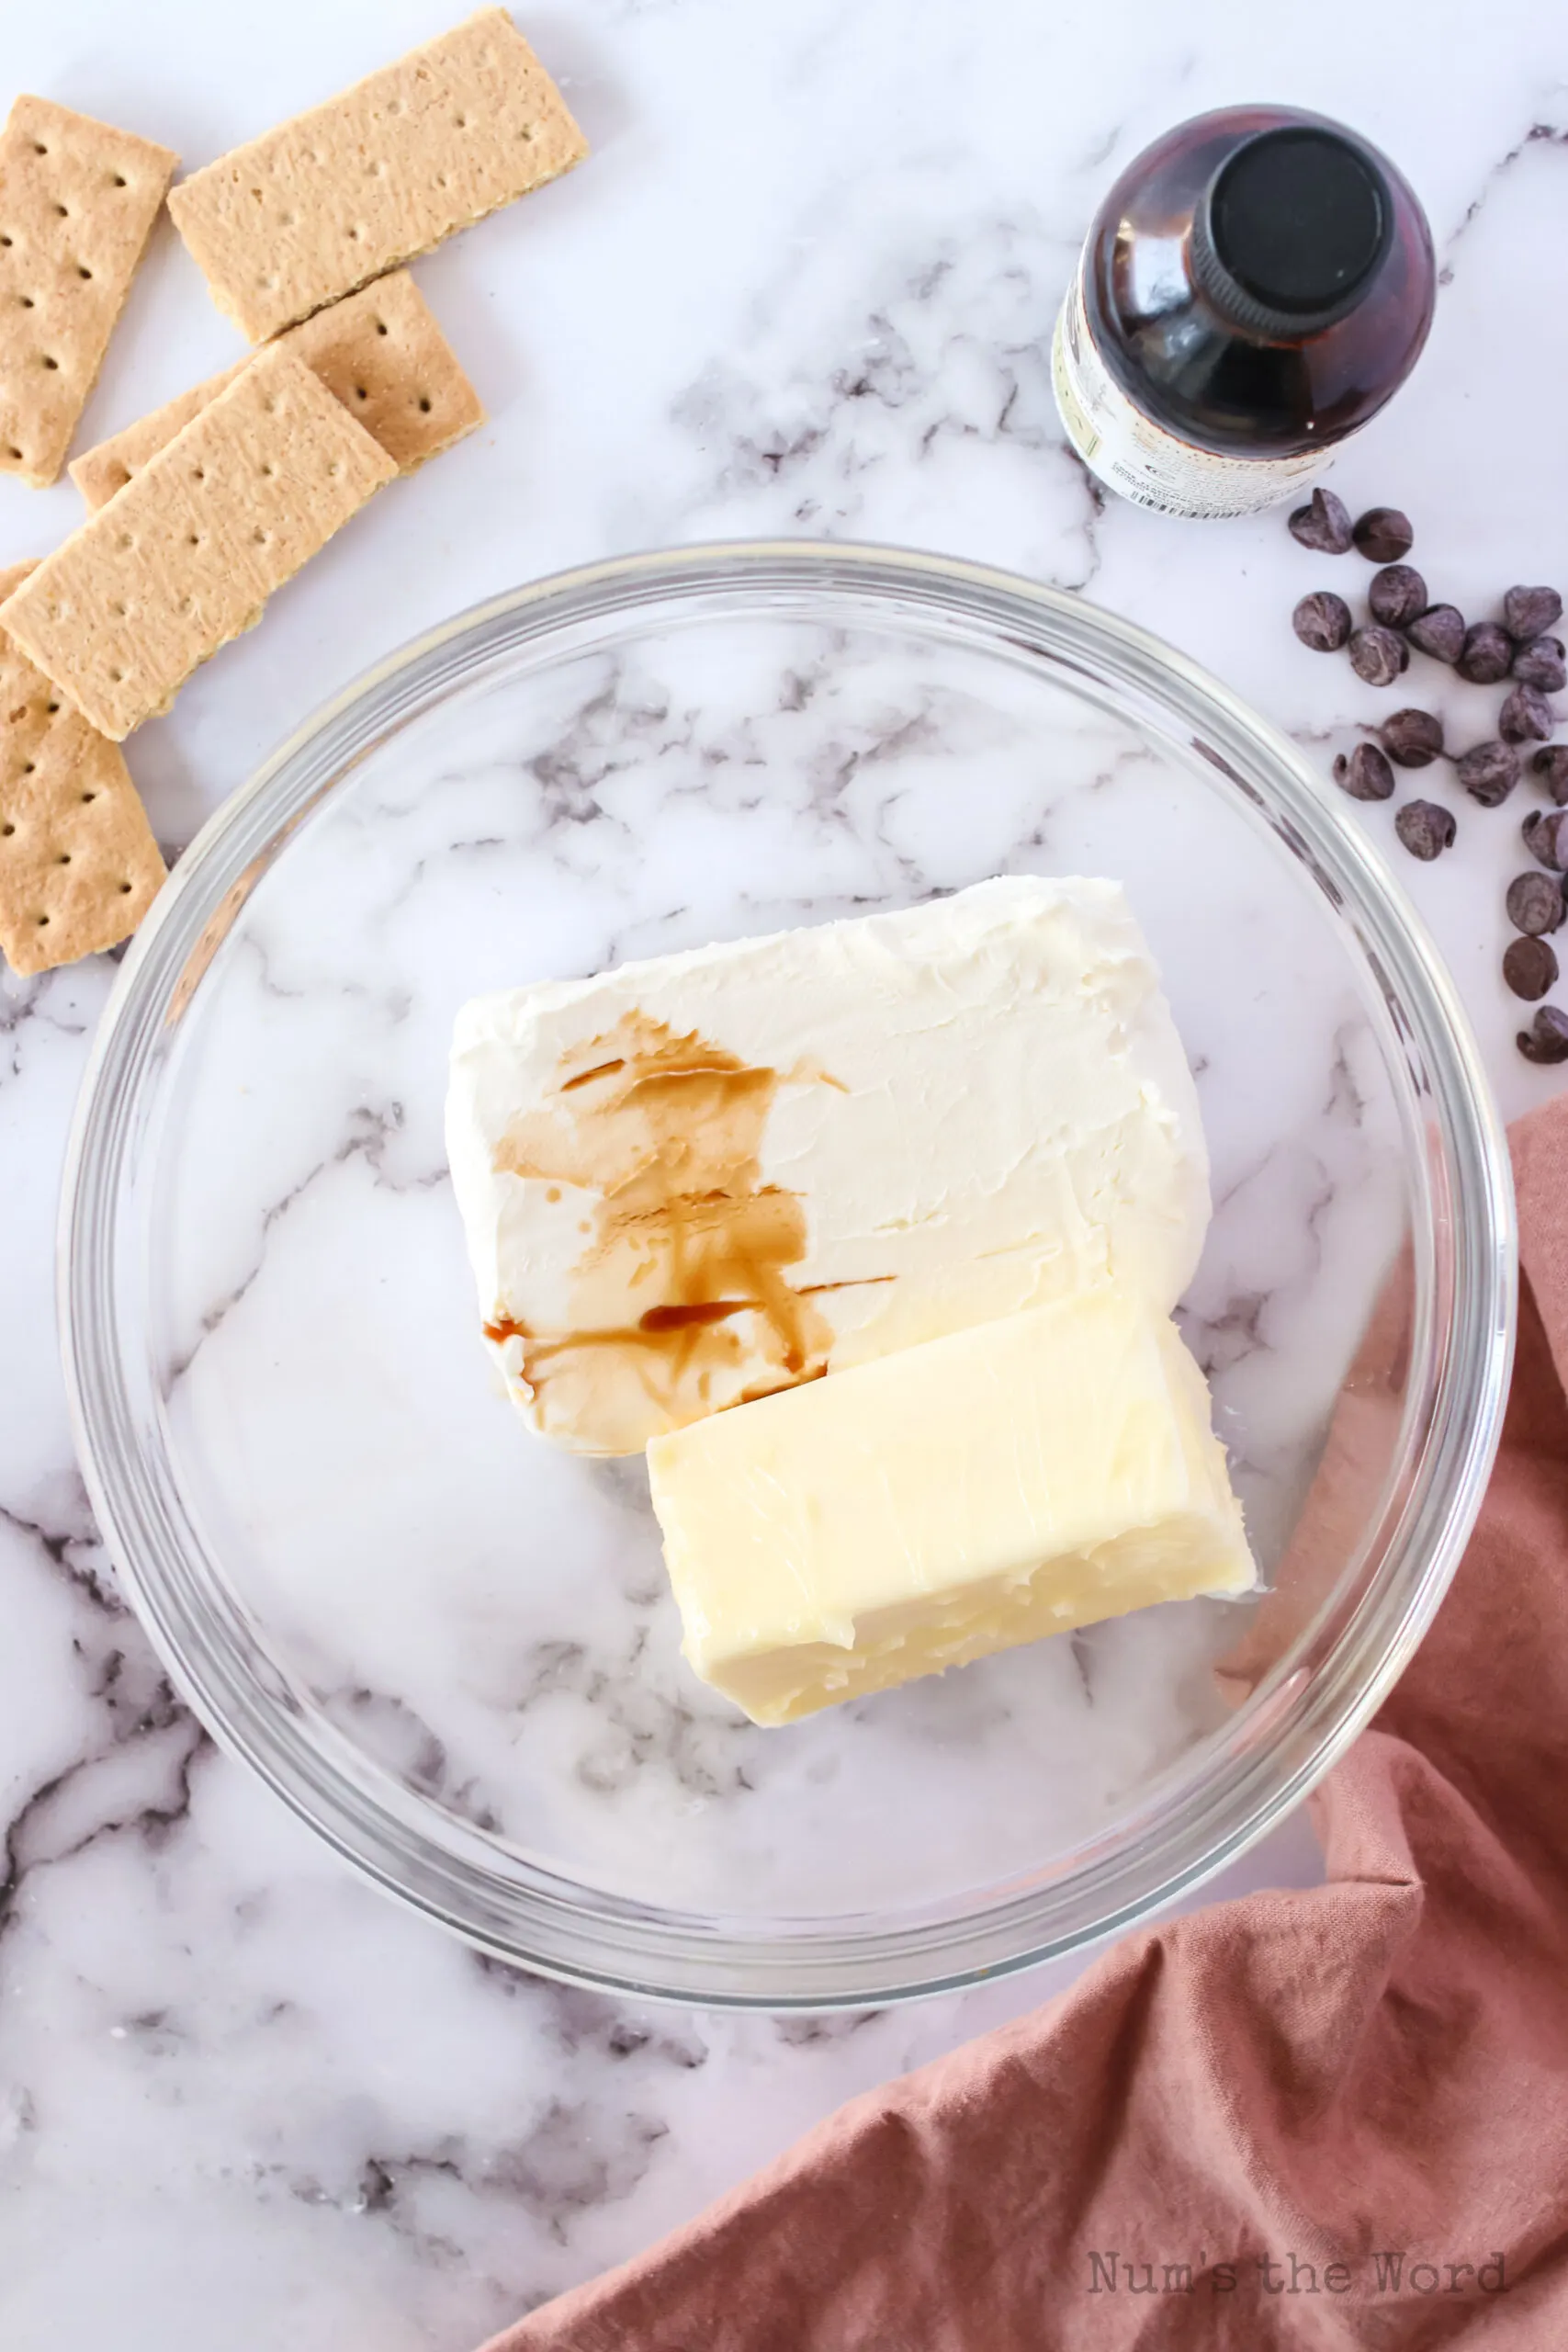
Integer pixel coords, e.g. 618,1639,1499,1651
61,544,1515,2007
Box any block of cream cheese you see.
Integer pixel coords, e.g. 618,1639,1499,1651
648,1285,1256,1726
446,877,1209,1455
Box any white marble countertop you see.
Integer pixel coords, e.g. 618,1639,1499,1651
3,3,1566,2345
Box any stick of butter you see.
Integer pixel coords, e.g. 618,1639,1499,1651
648,1283,1256,1725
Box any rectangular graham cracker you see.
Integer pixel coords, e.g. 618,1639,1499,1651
0,560,165,974
1,346,397,740
167,10,587,343
0,96,177,488
70,271,483,511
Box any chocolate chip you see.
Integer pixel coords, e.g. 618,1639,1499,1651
1348,625,1409,687
1368,564,1427,628
1405,604,1465,664
1518,1004,1568,1063
1500,683,1555,744
1524,808,1568,869
1532,746,1568,805
1394,799,1456,860
1457,622,1514,685
1288,487,1353,554
1379,707,1444,768
1506,872,1565,936
1504,585,1563,641
1511,636,1566,692
1503,935,1559,1000
1333,743,1395,801
1292,592,1352,651
1352,507,1414,563
1456,741,1519,806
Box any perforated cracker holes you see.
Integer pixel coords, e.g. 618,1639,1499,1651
0,562,165,974
0,96,176,487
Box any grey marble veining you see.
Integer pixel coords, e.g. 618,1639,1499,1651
3,2,1567,2346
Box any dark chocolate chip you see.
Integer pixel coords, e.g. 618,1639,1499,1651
1500,683,1555,744
1503,935,1559,1000
1504,585,1563,642
1506,871,1565,936
1368,564,1427,628
1456,741,1520,806
1333,743,1395,801
1394,798,1456,859
1533,745,1568,805
1524,808,1568,869
1348,625,1409,687
1288,487,1353,554
1292,592,1353,652
1518,1005,1568,1063
1457,622,1514,685
1379,707,1444,768
1511,635,1566,693
1405,604,1465,664
1352,507,1414,563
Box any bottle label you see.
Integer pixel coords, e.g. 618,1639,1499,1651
1051,271,1332,520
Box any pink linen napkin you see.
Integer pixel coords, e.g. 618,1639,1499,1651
486,1093,1568,2350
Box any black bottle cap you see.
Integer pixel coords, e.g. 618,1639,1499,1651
1191,126,1393,338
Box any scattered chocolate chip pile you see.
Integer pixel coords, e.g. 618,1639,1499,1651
1286,499,1565,1059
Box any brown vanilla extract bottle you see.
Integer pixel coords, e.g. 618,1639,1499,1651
1053,107,1436,519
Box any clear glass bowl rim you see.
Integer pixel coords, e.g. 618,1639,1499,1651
59,539,1517,2009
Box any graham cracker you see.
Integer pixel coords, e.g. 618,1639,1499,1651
70,271,483,512
70,367,240,512
0,560,165,974
167,10,587,342
1,346,397,740
0,96,176,488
